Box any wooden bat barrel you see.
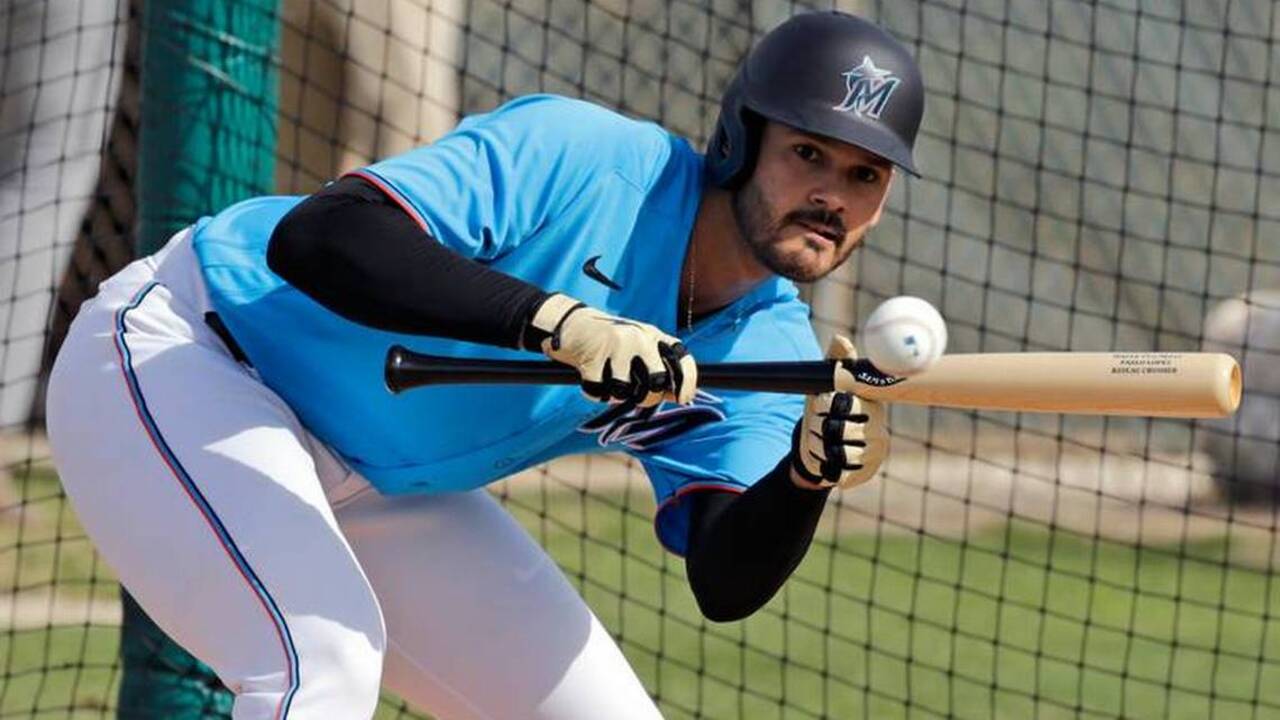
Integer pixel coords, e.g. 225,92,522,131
850,352,1241,418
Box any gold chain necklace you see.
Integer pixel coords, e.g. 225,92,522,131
685,234,696,331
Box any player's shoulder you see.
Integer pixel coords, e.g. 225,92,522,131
478,94,662,137
465,94,690,189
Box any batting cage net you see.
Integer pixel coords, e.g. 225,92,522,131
2,0,1278,717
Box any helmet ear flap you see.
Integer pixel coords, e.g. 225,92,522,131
730,109,765,187
706,81,765,189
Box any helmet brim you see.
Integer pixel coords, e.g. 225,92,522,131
752,102,920,178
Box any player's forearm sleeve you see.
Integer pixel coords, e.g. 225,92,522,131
266,175,549,347
684,455,831,622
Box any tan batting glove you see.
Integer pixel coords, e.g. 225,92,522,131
524,293,697,407
791,335,889,489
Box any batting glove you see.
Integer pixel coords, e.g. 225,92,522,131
791,335,889,489
525,293,697,407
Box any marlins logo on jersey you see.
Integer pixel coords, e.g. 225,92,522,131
579,391,726,451
832,56,899,119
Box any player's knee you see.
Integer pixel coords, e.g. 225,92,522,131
249,599,386,717
237,636,385,718
313,620,387,711
325,640,385,711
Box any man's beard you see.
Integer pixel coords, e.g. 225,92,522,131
730,179,859,283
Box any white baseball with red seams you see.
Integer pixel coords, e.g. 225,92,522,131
858,296,948,376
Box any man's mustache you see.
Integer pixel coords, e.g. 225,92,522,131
783,208,846,240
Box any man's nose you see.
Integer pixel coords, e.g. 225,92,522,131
808,188,846,216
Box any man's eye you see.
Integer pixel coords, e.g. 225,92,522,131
854,166,882,184
793,144,820,162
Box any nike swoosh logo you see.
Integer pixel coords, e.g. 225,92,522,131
582,255,623,290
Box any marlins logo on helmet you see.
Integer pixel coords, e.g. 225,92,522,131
833,56,900,118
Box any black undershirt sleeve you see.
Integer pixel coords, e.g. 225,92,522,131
684,456,831,622
266,175,549,348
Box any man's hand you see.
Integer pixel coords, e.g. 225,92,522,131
791,335,889,489
525,293,697,407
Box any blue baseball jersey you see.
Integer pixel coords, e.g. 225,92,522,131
192,94,820,555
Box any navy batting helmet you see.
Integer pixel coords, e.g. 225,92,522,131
706,11,925,187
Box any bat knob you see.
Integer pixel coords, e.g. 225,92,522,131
385,345,408,394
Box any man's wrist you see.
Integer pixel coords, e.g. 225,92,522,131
789,462,833,491
519,292,574,351
788,424,834,490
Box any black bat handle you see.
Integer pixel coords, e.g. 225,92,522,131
385,345,842,395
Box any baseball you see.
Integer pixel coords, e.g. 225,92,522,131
859,296,948,376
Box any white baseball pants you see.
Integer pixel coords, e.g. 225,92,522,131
45,229,664,720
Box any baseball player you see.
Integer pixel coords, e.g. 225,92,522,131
45,11,923,720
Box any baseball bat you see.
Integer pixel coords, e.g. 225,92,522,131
384,346,1241,418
